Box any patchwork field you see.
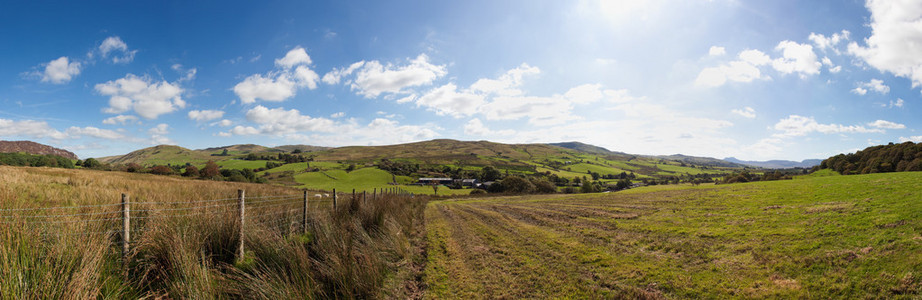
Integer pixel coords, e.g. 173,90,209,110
424,172,922,298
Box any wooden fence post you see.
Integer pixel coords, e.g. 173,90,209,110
373,188,377,202
363,190,367,204
237,189,245,262
302,190,308,234
332,188,337,210
121,193,130,261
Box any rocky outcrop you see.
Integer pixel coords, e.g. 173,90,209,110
0,140,77,159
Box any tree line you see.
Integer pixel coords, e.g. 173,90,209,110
816,141,922,175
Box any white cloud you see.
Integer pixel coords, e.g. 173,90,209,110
563,84,605,104
98,36,137,64
868,119,905,129
95,74,186,119
229,105,338,136
349,54,447,98
695,49,771,87
275,47,312,68
0,118,126,141
772,115,884,137
709,46,726,56
216,119,233,127
731,107,756,118
322,61,365,85
233,47,320,103
172,64,197,82
900,136,922,143
479,95,578,126
888,98,905,108
771,40,821,76
330,112,345,118
148,123,170,135
102,115,139,125
848,0,922,88
415,83,485,118
187,110,225,122
65,126,123,139
148,124,173,144
233,73,298,103
808,30,850,53
0,119,67,140
470,63,540,96
464,118,515,136
853,79,890,95
40,57,81,84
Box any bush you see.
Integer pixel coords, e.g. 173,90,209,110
150,165,174,175
530,178,557,194
498,176,535,194
182,165,200,177
469,189,487,195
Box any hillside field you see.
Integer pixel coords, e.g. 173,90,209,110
425,172,922,298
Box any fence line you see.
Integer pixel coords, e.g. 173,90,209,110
1,188,414,262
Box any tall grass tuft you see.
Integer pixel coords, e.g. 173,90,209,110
0,166,427,298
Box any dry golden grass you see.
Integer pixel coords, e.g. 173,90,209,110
0,165,427,298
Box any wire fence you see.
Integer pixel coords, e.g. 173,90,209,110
0,187,415,259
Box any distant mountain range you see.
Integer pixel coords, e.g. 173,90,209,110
0,140,77,159
723,157,822,169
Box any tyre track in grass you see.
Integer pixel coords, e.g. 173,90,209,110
426,200,664,299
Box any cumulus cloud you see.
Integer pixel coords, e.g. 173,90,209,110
223,105,337,136
219,105,438,146
102,115,139,125
563,84,605,104
709,46,726,56
415,83,485,118
40,57,82,84
852,79,890,95
187,110,225,122
148,124,174,144
98,36,137,64
886,98,905,108
65,126,123,139
731,107,756,118
470,63,540,96
868,119,905,129
848,0,922,88
321,61,365,85
343,54,446,98
330,112,345,118
463,118,515,136
900,136,922,143
275,47,312,68
772,115,884,137
0,118,124,141
695,49,771,87
771,40,822,76
233,47,320,103
809,30,850,53
95,74,186,119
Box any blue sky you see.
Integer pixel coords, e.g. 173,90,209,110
1,0,920,161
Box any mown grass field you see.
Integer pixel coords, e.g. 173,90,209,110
425,172,922,298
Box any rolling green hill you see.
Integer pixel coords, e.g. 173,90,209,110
98,145,214,165
95,139,746,193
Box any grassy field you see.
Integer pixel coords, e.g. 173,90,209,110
0,165,427,298
424,172,922,298
292,167,472,196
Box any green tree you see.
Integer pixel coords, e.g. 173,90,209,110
480,166,502,181
201,160,220,179
83,158,102,169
